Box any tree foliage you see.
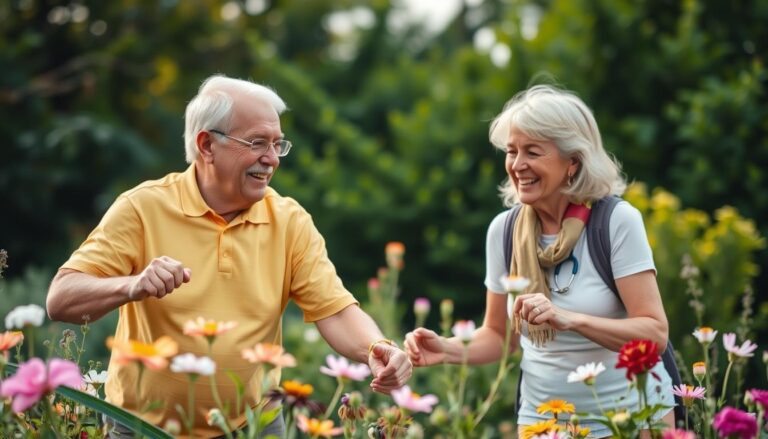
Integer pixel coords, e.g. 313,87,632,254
1,0,766,331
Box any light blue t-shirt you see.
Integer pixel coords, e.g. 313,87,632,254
484,201,674,436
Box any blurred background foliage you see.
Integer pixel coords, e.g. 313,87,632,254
1,0,767,390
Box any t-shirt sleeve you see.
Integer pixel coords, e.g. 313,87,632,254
610,201,656,279
288,210,358,322
484,211,510,294
61,195,143,277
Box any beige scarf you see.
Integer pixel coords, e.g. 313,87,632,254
510,203,590,347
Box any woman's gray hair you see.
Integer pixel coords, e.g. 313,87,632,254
489,85,626,206
183,74,287,163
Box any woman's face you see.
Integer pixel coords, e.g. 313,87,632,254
504,127,576,211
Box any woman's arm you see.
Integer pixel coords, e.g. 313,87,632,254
405,291,519,366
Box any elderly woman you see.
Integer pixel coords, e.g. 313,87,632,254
404,85,674,437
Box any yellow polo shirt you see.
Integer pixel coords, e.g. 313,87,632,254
62,164,358,436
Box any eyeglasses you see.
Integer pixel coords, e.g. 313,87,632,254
209,129,292,157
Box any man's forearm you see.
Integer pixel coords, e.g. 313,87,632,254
316,304,387,363
47,270,132,324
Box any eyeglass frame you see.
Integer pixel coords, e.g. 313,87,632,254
209,129,292,157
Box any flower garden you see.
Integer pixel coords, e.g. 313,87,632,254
1,186,768,438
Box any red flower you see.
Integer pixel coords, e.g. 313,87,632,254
615,339,660,380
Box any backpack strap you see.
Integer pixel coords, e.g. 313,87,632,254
503,204,523,270
586,196,621,296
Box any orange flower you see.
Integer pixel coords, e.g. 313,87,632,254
183,317,238,338
0,331,23,357
241,343,296,368
385,242,405,269
520,419,561,439
536,399,576,417
297,414,343,437
106,336,178,370
283,380,313,398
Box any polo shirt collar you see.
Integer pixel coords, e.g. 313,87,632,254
180,164,270,224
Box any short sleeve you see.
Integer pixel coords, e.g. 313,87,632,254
288,210,358,322
610,201,656,279
484,211,510,294
61,195,143,277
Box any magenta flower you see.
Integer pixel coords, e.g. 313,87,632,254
722,333,757,358
713,407,757,439
319,355,370,381
746,389,768,410
662,428,696,439
0,358,83,412
391,385,439,413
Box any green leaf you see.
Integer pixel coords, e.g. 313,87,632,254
4,362,173,439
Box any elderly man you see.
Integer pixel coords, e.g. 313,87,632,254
46,74,411,437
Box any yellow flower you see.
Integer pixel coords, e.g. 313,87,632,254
106,336,178,370
183,317,238,338
241,343,296,368
297,414,343,437
283,380,313,398
536,399,576,417
521,419,560,439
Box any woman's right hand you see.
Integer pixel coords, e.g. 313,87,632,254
404,327,446,367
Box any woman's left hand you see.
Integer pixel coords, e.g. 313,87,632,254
513,293,576,331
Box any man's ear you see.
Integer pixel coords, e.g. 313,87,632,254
197,131,215,164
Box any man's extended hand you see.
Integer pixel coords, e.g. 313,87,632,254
368,343,412,394
127,256,191,301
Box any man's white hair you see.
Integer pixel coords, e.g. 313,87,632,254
183,74,287,163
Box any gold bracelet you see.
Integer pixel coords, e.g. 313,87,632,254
367,338,397,355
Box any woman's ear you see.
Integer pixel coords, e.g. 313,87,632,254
568,158,580,177
197,131,215,164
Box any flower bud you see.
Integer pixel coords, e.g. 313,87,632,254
413,298,430,318
163,419,181,435
440,299,454,321
611,411,630,427
692,361,706,381
385,242,405,269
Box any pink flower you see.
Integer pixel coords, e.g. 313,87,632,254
0,358,83,412
746,389,768,410
319,355,370,381
723,333,757,358
713,407,757,439
662,428,696,439
241,343,296,368
451,320,476,343
671,384,706,408
391,385,439,413
413,298,430,316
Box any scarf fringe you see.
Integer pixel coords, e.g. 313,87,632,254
512,314,556,347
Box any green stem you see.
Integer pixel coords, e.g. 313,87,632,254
591,385,606,414
44,400,64,439
323,378,346,420
26,327,35,359
452,345,469,435
473,316,513,428
76,324,89,365
135,363,145,438
206,343,232,433
187,376,197,436
718,360,734,409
